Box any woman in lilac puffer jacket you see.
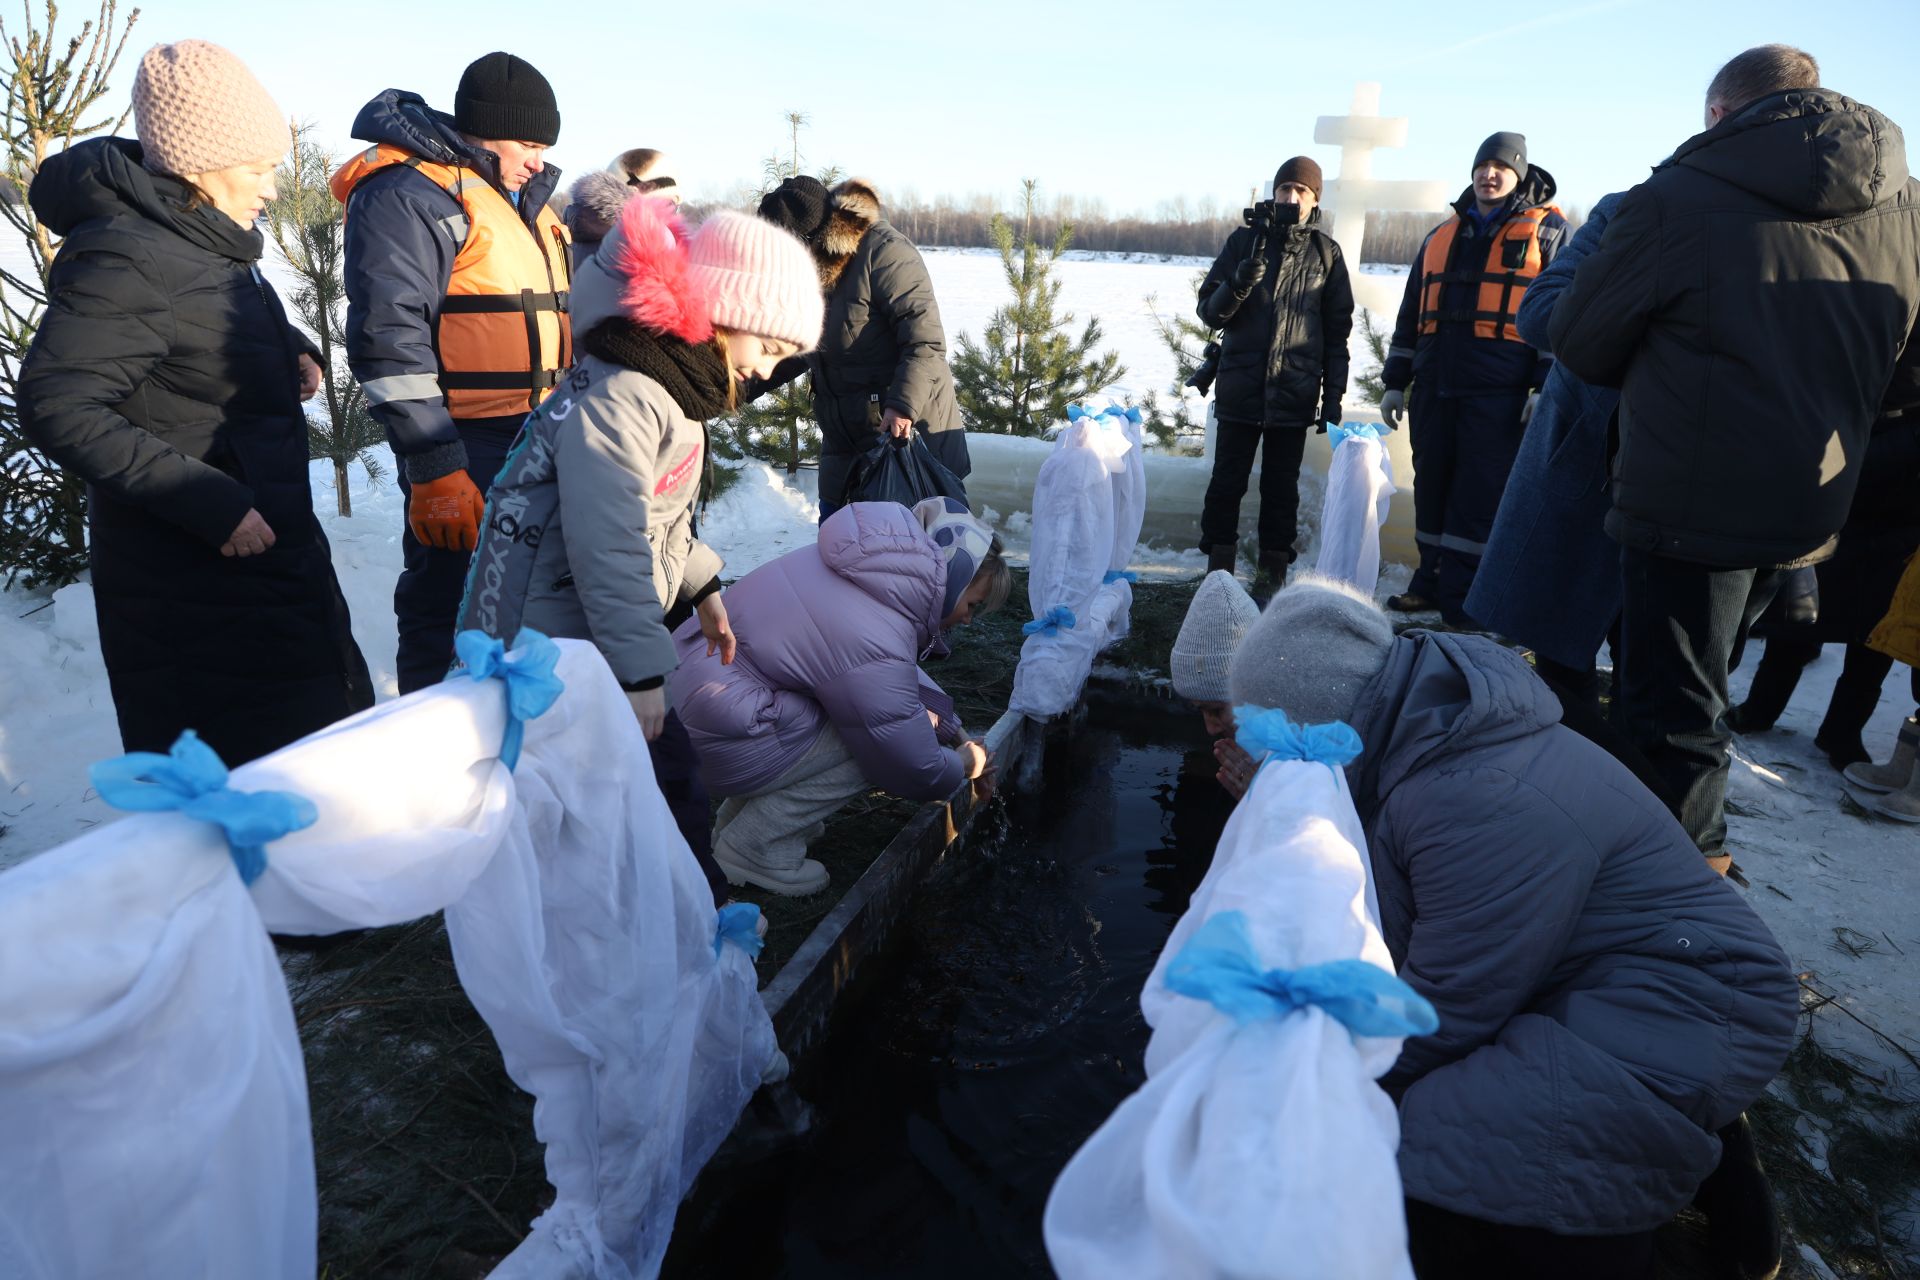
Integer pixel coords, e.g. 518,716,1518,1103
670,497,1009,895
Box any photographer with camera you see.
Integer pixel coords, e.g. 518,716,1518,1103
1194,156,1353,602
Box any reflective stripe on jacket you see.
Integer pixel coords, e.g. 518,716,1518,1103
1417,205,1558,343
333,143,573,420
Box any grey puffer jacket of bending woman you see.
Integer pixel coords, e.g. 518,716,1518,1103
1344,630,1798,1233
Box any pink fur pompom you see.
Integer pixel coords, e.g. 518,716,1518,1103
611,194,714,344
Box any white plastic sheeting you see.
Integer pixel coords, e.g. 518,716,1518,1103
1044,727,1428,1280
0,639,775,1280
1313,423,1398,593
1008,407,1139,718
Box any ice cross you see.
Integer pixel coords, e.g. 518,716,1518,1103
1313,82,1448,276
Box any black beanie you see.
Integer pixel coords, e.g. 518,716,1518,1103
758,175,834,244
1473,131,1528,180
454,52,560,146
1273,156,1323,201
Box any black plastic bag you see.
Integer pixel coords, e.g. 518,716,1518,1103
842,432,968,508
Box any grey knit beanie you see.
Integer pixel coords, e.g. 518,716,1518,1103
1228,572,1394,727
1170,570,1260,703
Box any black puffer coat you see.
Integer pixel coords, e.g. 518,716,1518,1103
1550,89,1920,568
20,138,372,765
1196,207,1354,427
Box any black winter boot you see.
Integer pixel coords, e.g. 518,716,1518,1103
1729,643,1813,735
1205,544,1238,577
1250,549,1293,606
1693,1115,1783,1280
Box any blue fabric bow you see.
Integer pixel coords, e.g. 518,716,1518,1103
1102,569,1138,585
714,902,766,959
453,629,566,771
1022,605,1078,637
90,731,317,886
1067,402,1145,426
1166,911,1439,1038
1233,706,1363,770
1328,421,1386,449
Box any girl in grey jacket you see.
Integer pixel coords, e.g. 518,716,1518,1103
459,195,823,901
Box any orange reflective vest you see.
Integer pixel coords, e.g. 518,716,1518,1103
1416,205,1559,344
332,144,574,420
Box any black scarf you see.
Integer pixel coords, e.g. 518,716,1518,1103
580,317,732,421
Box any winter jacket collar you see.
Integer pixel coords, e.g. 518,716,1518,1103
816,502,948,648
30,137,265,263
1666,89,1909,218
1345,630,1561,824
1448,164,1559,227
815,178,882,291
348,89,561,221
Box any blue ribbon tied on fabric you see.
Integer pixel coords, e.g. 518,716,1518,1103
1233,705,1363,771
89,730,317,886
453,629,566,771
1328,421,1386,449
1102,569,1138,585
1166,910,1439,1038
714,902,766,959
1067,402,1145,426
1022,605,1078,637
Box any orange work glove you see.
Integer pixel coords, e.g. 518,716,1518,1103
408,469,485,551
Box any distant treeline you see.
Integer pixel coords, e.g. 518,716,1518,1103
683,192,1583,265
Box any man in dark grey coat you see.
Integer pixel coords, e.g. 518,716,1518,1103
758,176,970,517
1230,574,1798,1280
1550,45,1920,871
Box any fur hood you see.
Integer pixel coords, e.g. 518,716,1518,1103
563,169,633,245
817,177,882,290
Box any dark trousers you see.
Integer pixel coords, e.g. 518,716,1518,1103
1406,386,1529,623
1404,1199,1655,1280
1199,418,1309,558
1617,548,1783,857
1533,652,1677,810
651,709,728,908
394,418,521,695
1740,636,1896,745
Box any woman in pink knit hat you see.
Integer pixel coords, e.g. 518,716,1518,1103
18,40,373,767
459,195,822,904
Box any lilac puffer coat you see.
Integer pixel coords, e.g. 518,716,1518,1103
670,501,966,800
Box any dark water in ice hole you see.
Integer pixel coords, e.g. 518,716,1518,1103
665,702,1234,1279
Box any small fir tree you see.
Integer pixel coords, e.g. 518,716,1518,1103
264,122,384,516
1352,308,1390,408
1132,277,1212,451
953,180,1123,437
0,0,139,588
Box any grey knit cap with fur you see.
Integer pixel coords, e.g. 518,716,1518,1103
1170,570,1261,704
1228,572,1395,727
563,170,634,246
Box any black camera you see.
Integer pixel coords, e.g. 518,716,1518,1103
1243,200,1302,236
1187,340,1223,396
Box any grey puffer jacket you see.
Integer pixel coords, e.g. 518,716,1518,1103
458,218,719,688
1345,631,1797,1233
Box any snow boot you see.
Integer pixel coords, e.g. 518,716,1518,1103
1844,714,1920,793
714,849,831,896
1205,544,1238,577
1693,1115,1783,1280
1249,549,1292,607
1861,766,1920,824
1386,590,1436,613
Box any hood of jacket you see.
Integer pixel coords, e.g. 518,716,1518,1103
348,88,561,211
816,501,948,647
815,177,882,290
30,137,263,263
1347,630,1561,819
1666,89,1909,219
1449,163,1559,219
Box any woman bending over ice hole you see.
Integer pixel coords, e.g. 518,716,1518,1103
459,194,823,906
670,496,1009,896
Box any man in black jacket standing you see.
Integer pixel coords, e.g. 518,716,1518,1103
1551,44,1920,872
1195,156,1353,599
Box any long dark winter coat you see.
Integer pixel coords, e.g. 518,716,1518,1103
808,180,970,508
1550,89,1920,569
1196,206,1354,427
1463,192,1626,667
19,138,373,765
1346,630,1797,1233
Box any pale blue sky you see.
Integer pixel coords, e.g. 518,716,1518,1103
114,0,1920,217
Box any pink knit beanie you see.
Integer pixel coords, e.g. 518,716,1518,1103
686,211,823,351
133,40,289,177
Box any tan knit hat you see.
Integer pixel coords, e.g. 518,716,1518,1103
133,40,289,177
687,210,824,350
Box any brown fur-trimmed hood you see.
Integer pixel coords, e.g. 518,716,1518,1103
816,178,881,290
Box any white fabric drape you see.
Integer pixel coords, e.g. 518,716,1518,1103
0,639,774,1280
1044,756,1418,1280
1313,430,1397,593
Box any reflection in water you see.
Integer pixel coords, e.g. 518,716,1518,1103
667,709,1234,1279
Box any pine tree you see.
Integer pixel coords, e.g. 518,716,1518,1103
264,122,385,516
0,0,138,588
1352,308,1390,408
1132,275,1212,451
953,180,1124,437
